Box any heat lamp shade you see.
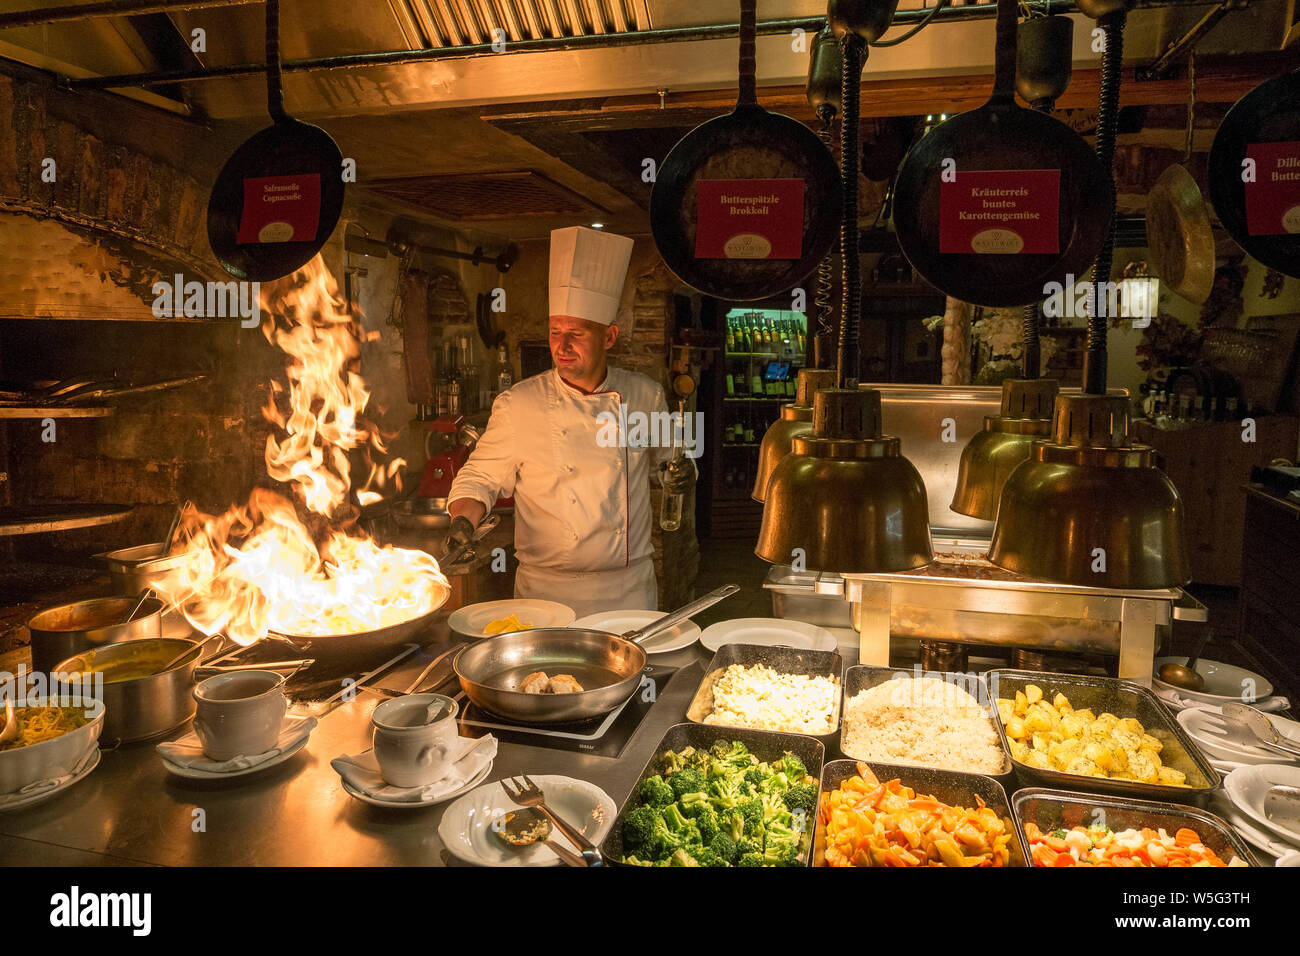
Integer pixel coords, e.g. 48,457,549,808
752,411,814,502
755,449,933,573
949,420,1052,521
988,454,1190,589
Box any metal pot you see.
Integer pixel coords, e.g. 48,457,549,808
27,596,164,674
54,637,201,745
101,542,188,596
453,585,738,724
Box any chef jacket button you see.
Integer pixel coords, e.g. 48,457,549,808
616,528,623,536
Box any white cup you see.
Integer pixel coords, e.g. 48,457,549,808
372,693,460,788
193,670,288,761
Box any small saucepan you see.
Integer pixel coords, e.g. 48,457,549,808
454,585,739,724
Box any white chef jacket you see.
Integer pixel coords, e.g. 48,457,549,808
448,365,672,616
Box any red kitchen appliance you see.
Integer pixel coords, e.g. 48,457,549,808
416,414,513,509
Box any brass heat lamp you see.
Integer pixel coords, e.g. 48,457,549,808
752,368,838,502
988,392,1189,589
756,387,933,573
950,377,1058,521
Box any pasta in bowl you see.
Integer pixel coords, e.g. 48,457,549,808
0,697,104,796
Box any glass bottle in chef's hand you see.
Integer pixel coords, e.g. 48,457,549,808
444,226,692,618
659,400,697,532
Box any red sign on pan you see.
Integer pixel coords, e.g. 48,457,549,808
237,173,322,244
695,178,805,260
1244,141,1300,237
940,169,1060,255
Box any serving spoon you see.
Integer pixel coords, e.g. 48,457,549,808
494,808,586,867
1156,628,1212,691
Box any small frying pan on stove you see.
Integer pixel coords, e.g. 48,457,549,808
1208,68,1300,279
891,0,1113,307
206,0,344,282
650,0,841,301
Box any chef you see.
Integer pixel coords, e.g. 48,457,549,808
446,226,693,617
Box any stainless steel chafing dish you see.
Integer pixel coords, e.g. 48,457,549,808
762,386,1207,683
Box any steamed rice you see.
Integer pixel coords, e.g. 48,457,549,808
840,676,1007,774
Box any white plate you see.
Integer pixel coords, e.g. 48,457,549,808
570,609,701,654
0,749,100,813
1223,764,1300,846
1152,657,1274,705
1179,707,1300,765
160,728,312,780
1211,795,1299,860
438,774,615,867
698,618,836,654
341,758,493,809
448,599,575,639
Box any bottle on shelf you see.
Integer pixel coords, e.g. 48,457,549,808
726,316,735,352
725,371,735,397
443,341,461,415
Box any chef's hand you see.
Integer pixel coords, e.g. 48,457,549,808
661,457,697,495
449,515,476,550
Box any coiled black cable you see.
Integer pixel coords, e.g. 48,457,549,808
814,105,838,370
837,35,865,389
1085,9,1125,395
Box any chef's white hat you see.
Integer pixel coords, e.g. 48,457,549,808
549,226,634,326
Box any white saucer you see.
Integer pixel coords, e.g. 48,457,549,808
570,609,701,654
698,617,836,653
161,731,311,780
449,599,575,638
438,774,615,866
341,758,493,809
0,749,101,813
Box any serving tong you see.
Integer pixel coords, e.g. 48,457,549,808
1199,702,1300,760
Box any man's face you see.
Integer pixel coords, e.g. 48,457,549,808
549,315,617,381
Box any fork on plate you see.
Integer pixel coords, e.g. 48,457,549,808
500,775,603,867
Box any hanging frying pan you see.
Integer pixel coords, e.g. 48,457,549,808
890,0,1112,308
649,0,841,301
1146,55,1215,305
206,0,344,282
1207,67,1300,279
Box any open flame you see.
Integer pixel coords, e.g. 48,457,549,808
154,257,449,645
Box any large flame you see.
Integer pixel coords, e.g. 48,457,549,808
154,257,449,645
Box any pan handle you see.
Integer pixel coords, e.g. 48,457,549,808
265,0,286,122
737,0,757,109
624,584,740,646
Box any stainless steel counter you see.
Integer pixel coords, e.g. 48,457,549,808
0,638,733,867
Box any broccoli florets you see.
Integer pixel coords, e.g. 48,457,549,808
669,848,701,867
621,805,658,851
661,802,691,832
708,777,745,809
777,753,807,781
763,820,803,865
738,798,764,834
677,791,710,818
637,775,675,807
781,782,817,817
723,811,745,841
709,831,739,865
668,768,707,799
736,852,767,867
743,766,766,788
735,838,761,859
695,807,721,843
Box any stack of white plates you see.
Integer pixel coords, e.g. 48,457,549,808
1152,657,1284,712
1216,764,1300,863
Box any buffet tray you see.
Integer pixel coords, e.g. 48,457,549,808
988,669,1220,806
599,722,825,867
839,664,1015,785
812,758,1030,867
685,643,844,753
1012,787,1257,867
